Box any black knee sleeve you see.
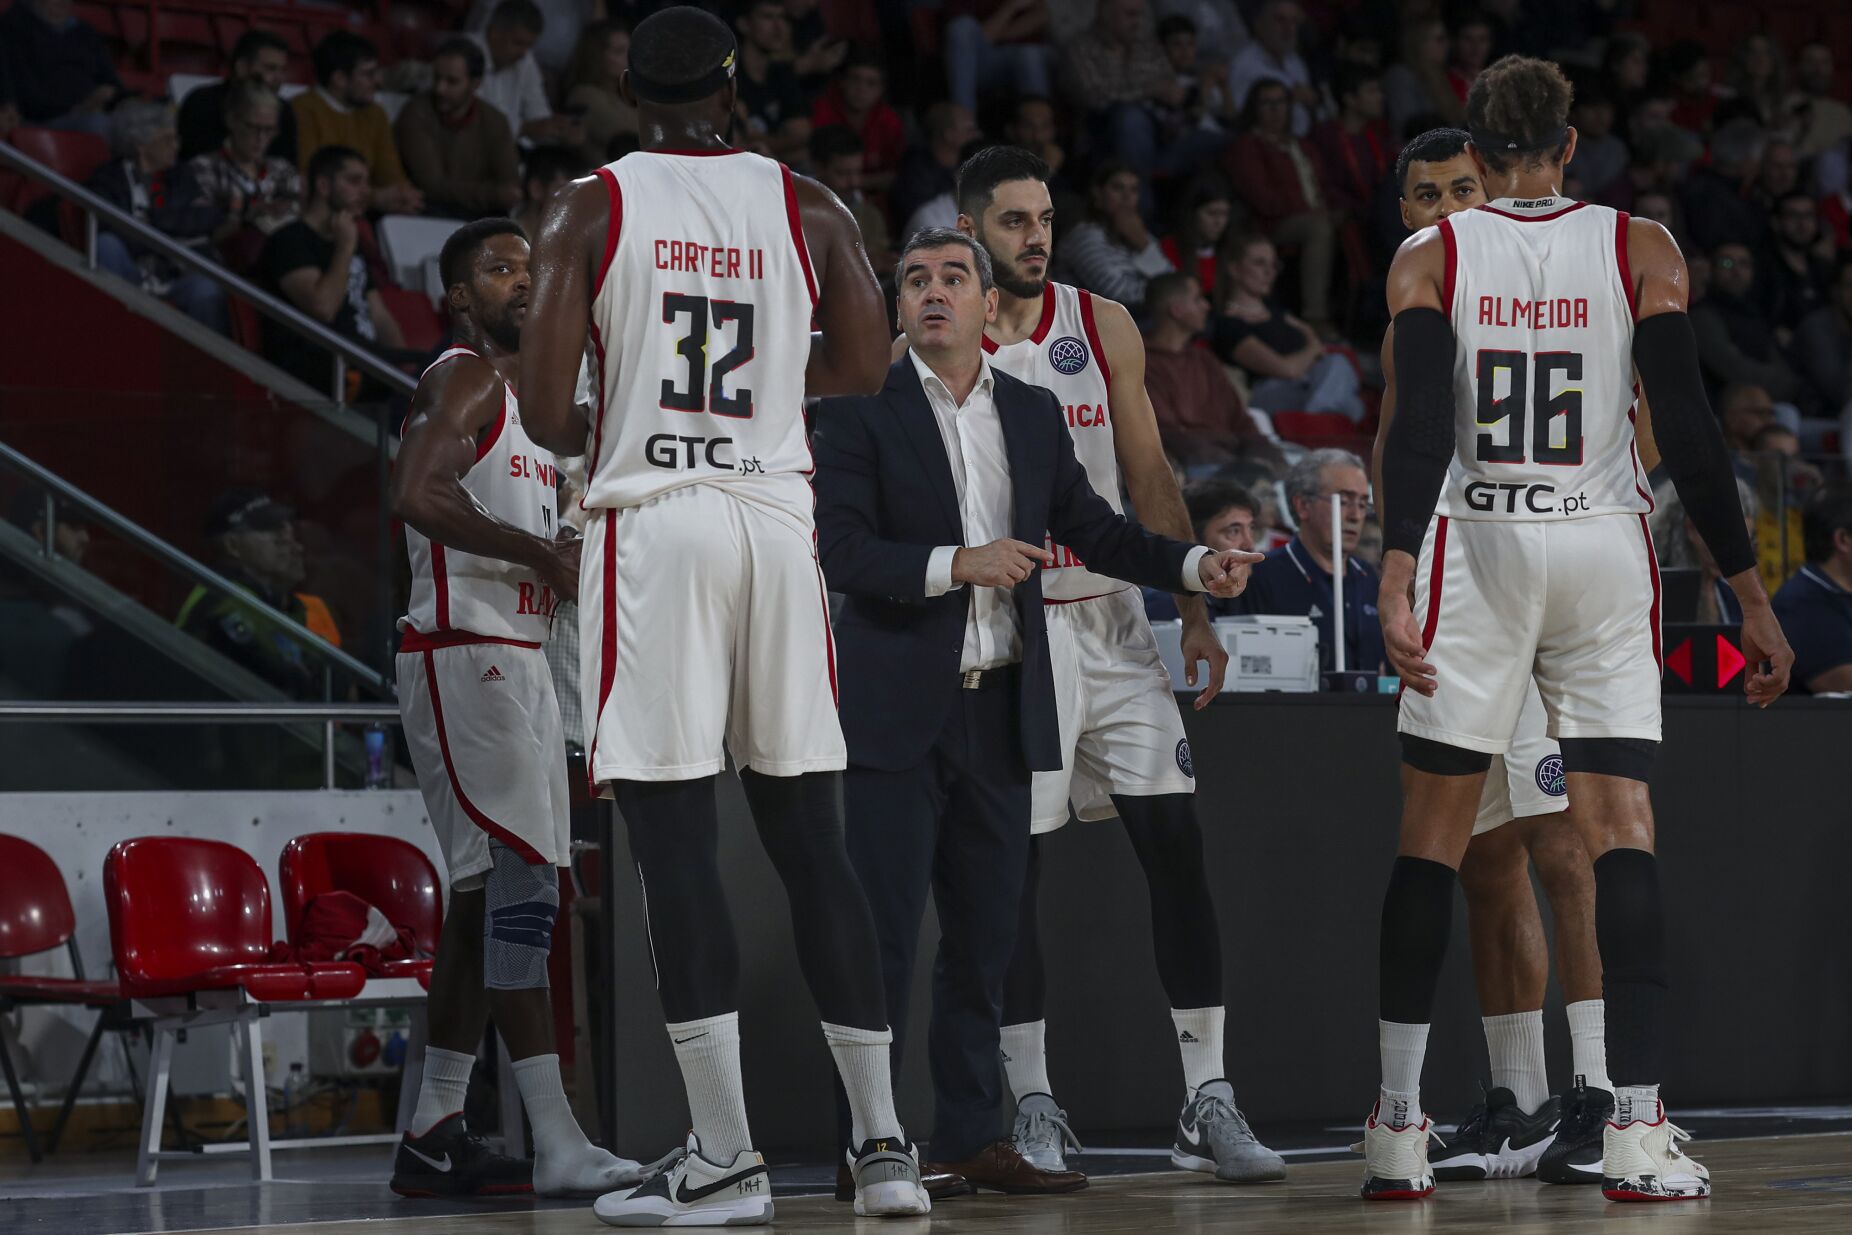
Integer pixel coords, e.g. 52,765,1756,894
616,776,739,1024
1400,733,1494,775
1115,794,1222,1010
1378,856,1457,1023
1560,737,1657,783
1002,837,1046,1025
1593,847,1667,1087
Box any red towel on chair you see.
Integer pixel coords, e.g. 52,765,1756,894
271,892,422,975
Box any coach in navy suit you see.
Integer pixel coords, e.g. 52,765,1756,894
812,227,1257,1191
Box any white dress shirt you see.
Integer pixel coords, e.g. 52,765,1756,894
469,34,552,136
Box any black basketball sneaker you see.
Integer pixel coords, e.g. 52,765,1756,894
1431,1087,1559,1181
1538,1077,1614,1185
390,1113,533,1197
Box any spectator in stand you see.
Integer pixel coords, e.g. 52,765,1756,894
510,144,579,238
942,1,1056,114
1568,86,1629,204
1633,188,1679,237
192,81,304,276
0,0,119,139
1603,31,1652,127
892,101,979,233
810,51,903,193
1694,245,1808,409
1746,423,1825,588
1222,78,1337,332
473,1,582,148
1651,474,1760,623
178,30,297,164
1159,174,1232,296
396,38,521,221
1141,271,1281,475
1155,13,1231,129
1796,261,1852,413
783,0,849,92
1154,0,1249,70
1727,34,1789,134
464,0,593,81
1664,39,1722,136
734,0,811,162
1755,138,1804,213
1053,160,1175,312
810,125,891,268
1063,0,1219,202
1449,11,1492,101
1312,64,1393,218
1788,41,1852,161
1384,18,1464,138
1145,479,1261,620
258,146,406,396
1002,95,1070,195
563,19,637,170
1242,448,1384,674
1772,483,1852,694
1680,119,1768,256
1768,191,1834,332
88,100,225,332
294,32,423,215
1716,383,1778,467
1211,232,1363,420
1226,0,1319,137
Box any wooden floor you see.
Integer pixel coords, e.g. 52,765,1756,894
182,1132,1852,1233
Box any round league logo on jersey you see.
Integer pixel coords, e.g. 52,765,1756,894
1048,335,1090,375
1175,738,1195,779
1536,754,1567,797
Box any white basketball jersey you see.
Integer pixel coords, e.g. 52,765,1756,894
1437,197,1651,521
582,149,819,533
982,281,1127,601
402,347,561,644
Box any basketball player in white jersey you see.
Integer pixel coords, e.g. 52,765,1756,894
1373,128,1617,1186
1366,56,1792,1202
391,219,646,1201
944,145,1284,1183
517,7,927,1226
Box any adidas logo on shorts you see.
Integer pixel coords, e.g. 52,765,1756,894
481,666,505,683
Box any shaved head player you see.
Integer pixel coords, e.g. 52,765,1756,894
517,6,927,1227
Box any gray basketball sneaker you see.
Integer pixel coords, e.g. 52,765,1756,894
1011,1092,1083,1172
1170,1080,1287,1182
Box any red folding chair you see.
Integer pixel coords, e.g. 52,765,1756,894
278,832,442,987
0,835,129,1162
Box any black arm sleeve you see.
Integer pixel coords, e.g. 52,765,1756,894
1381,307,1458,558
1632,312,1757,579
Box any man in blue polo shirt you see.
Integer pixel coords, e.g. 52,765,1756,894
1772,482,1852,694
1145,479,1261,622
1243,448,1385,673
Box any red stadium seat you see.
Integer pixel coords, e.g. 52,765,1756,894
377,285,447,355
4,127,111,220
279,832,442,987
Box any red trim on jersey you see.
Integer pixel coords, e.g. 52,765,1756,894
422,649,547,864
1437,218,1457,318
781,164,819,307
474,386,508,463
593,167,623,295
1420,516,1448,650
432,543,451,628
401,627,542,653
1627,391,1656,510
649,146,748,157
1479,201,1588,222
1614,210,1636,319
588,511,620,786
582,322,609,511
1638,514,1662,673
1077,289,1112,386
981,282,1058,354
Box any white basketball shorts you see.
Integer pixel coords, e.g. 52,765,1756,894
1399,512,1663,755
397,641,570,886
579,484,846,785
1473,680,1570,835
1032,587,1196,833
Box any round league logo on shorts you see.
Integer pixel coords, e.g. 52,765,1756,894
1048,335,1090,375
1175,738,1195,778
1536,753,1567,797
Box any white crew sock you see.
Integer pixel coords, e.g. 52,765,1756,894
513,1053,641,1195
1565,999,1613,1094
1378,1020,1429,1128
1483,1010,1550,1114
999,1020,1053,1104
1171,1006,1226,1098
822,1022,902,1147
1614,1084,1661,1128
411,1045,474,1136
667,1012,752,1163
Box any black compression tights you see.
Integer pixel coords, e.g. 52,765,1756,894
1003,794,1224,1024
616,771,888,1030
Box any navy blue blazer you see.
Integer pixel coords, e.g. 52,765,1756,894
813,357,1198,773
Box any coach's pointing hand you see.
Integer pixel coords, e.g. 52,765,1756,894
1197,548,1265,598
953,538,1056,588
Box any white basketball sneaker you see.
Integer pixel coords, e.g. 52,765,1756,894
845,1137,931,1216
1355,1102,1437,1200
593,1134,772,1227
1602,1102,1710,1201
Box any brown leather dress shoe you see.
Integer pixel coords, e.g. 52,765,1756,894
931,1139,1088,1194
834,1161,975,1202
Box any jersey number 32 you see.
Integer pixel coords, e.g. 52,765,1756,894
1474,349,1585,466
661,293,756,419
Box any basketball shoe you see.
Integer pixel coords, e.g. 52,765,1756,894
1355,1102,1437,1200
844,1137,930,1216
1601,1101,1710,1201
593,1133,772,1226
1537,1076,1612,1184
1011,1092,1083,1172
1430,1087,1558,1180
390,1113,533,1197
1170,1079,1286,1182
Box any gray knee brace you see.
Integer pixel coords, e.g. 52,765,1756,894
483,842,558,990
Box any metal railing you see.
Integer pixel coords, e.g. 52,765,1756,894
0,139,418,405
0,440,391,697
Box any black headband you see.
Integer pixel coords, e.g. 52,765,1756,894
1470,125,1568,155
630,45,738,105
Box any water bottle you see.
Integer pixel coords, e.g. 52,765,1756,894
364,724,389,788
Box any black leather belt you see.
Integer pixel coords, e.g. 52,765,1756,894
959,664,1018,690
